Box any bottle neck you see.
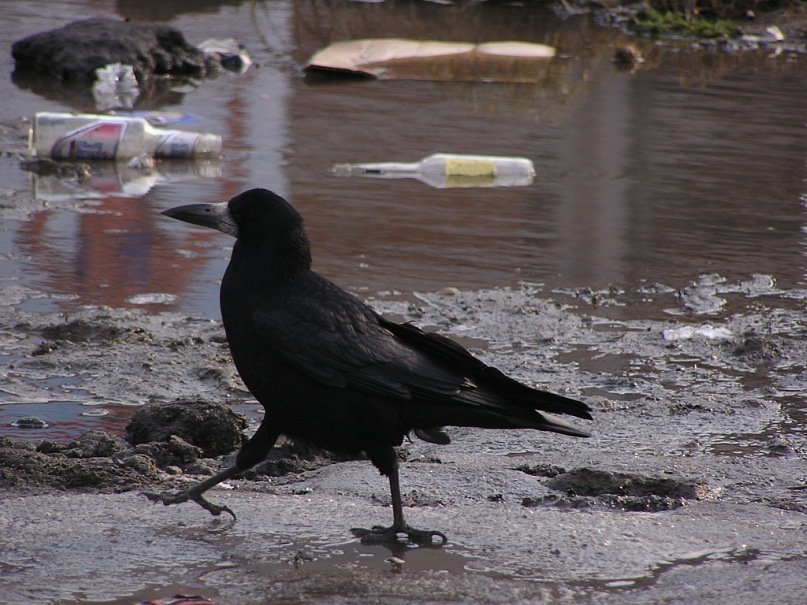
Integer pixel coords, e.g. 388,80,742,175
344,161,421,176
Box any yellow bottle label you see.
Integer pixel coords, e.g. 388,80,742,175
445,174,497,188
445,158,497,177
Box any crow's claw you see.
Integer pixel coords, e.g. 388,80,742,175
351,524,447,547
142,489,237,520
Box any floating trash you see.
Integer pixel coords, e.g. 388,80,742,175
333,153,534,188
30,112,222,161
92,62,139,110
306,38,555,82
80,408,110,417
198,37,253,73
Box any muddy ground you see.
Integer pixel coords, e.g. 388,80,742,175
1,275,805,604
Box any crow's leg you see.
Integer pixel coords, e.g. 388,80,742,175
144,463,243,518
143,422,281,519
352,448,447,546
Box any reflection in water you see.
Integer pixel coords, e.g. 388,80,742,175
29,158,221,200
13,194,222,311
12,67,189,114
0,0,805,438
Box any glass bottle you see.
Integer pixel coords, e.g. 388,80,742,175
332,153,534,188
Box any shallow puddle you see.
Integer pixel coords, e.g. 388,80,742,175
69,538,476,605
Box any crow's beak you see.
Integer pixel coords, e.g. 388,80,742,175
162,202,238,238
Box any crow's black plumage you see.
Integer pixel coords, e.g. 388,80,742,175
147,188,592,545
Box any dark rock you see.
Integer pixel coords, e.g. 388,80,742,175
125,399,248,457
599,493,695,512
11,18,207,83
118,453,161,477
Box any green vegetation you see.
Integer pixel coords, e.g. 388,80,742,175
631,0,786,20
631,8,740,37
565,0,798,39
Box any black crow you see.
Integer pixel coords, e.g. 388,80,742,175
147,188,592,545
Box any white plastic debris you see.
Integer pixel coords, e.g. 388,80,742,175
92,62,139,110
662,325,734,341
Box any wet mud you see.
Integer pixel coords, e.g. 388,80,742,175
1,277,805,604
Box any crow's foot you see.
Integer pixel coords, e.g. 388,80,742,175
351,524,447,547
142,488,237,520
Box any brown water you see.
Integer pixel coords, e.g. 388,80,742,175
0,0,805,322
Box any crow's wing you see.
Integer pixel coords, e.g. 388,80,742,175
384,320,591,420
253,281,474,401
253,274,592,431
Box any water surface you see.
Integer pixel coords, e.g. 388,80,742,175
0,0,805,436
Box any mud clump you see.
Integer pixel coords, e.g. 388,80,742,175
522,467,713,512
547,468,710,499
0,399,336,495
40,429,131,458
11,18,208,83
0,432,161,490
38,317,150,344
732,331,783,365
514,463,567,478
131,435,205,470
0,424,229,492
126,399,249,458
